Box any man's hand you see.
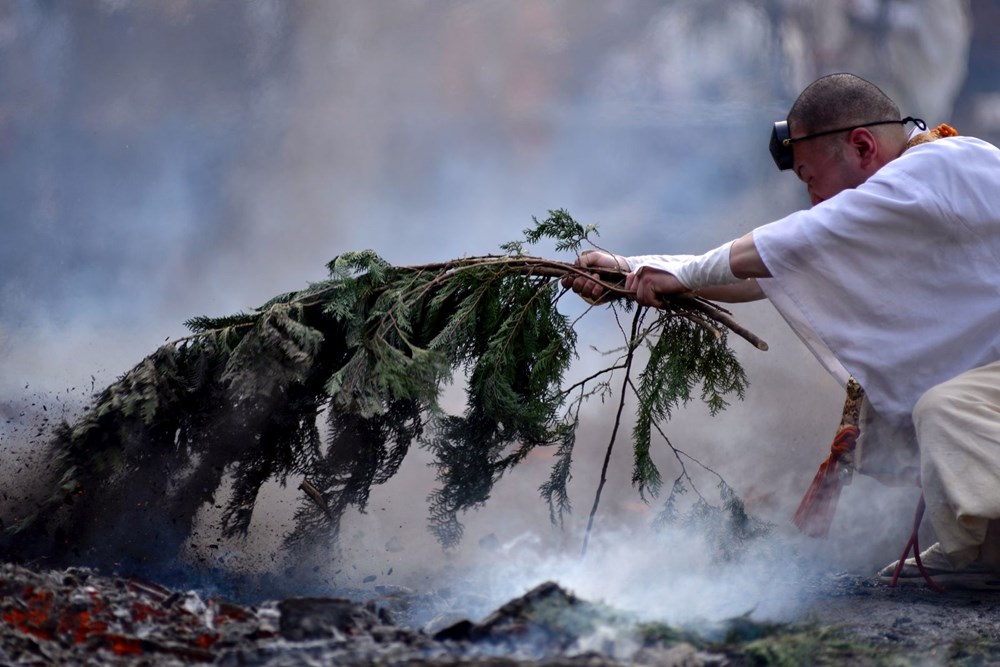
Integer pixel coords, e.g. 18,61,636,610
562,251,690,307
561,250,625,304
626,267,689,307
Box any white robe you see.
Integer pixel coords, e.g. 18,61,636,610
629,136,1000,481
753,136,1000,435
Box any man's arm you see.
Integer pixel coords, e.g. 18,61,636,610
626,232,771,306
693,279,765,303
562,231,771,306
686,231,770,301
730,231,771,279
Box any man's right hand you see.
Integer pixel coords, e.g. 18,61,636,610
560,250,626,303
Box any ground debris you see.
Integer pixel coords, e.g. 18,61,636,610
5,561,1000,666
0,561,267,665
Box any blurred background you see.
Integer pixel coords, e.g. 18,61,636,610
1,0,998,615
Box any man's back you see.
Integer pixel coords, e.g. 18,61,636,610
754,134,1000,428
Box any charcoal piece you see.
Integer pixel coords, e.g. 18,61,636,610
433,580,633,657
432,619,475,642
277,597,380,640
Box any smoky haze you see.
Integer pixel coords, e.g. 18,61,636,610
1,0,994,619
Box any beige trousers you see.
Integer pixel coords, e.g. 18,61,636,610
915,358,1000,567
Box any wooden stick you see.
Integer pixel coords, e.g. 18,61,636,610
678,297,769,351
299,479,333,521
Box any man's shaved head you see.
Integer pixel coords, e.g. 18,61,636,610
788,73,901,136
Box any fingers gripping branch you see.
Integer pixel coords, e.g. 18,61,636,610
558,256,768,351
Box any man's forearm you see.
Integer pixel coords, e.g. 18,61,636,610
693,279,766,303
622,231,770,296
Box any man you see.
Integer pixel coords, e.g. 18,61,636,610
564,73,1000,588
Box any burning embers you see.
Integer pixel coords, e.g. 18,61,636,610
0,562,466,666
5,560,867,666
0,563,660,666
0,563,269,664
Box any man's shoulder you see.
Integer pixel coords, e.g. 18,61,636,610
880,135,1000,189
882,135,1000,222
897,134,1000,165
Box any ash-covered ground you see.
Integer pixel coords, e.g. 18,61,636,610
4,556,1000,666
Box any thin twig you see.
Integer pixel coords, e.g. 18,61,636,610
650,419,708,504
678,311,723,341
581,308,643,560
556,363,629,399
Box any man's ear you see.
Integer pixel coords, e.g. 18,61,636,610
848,127,879,169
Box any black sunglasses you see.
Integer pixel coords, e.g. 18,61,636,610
769,116,926,170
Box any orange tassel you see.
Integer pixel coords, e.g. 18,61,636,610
907,123,959,149
792,425,860,538
933,123,958,138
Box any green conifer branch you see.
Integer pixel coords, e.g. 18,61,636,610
4,210,766,569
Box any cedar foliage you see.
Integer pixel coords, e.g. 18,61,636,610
7,211,757,567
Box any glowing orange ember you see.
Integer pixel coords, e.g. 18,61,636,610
107,633,144,655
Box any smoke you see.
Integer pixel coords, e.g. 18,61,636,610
446,525,809,625
0,0,988,622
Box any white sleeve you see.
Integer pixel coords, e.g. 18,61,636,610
621,253,695,274
624,241,741,290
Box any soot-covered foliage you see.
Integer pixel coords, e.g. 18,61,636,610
5,211,759,567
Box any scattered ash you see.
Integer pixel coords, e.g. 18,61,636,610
0,563,686,666
796,571,1000,661
5,560,1000,666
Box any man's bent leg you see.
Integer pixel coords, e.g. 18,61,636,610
915,359,1000,567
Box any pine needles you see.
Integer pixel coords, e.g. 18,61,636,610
6,210,764,568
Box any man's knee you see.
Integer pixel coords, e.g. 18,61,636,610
914,364,1000,432
913,380,963,431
